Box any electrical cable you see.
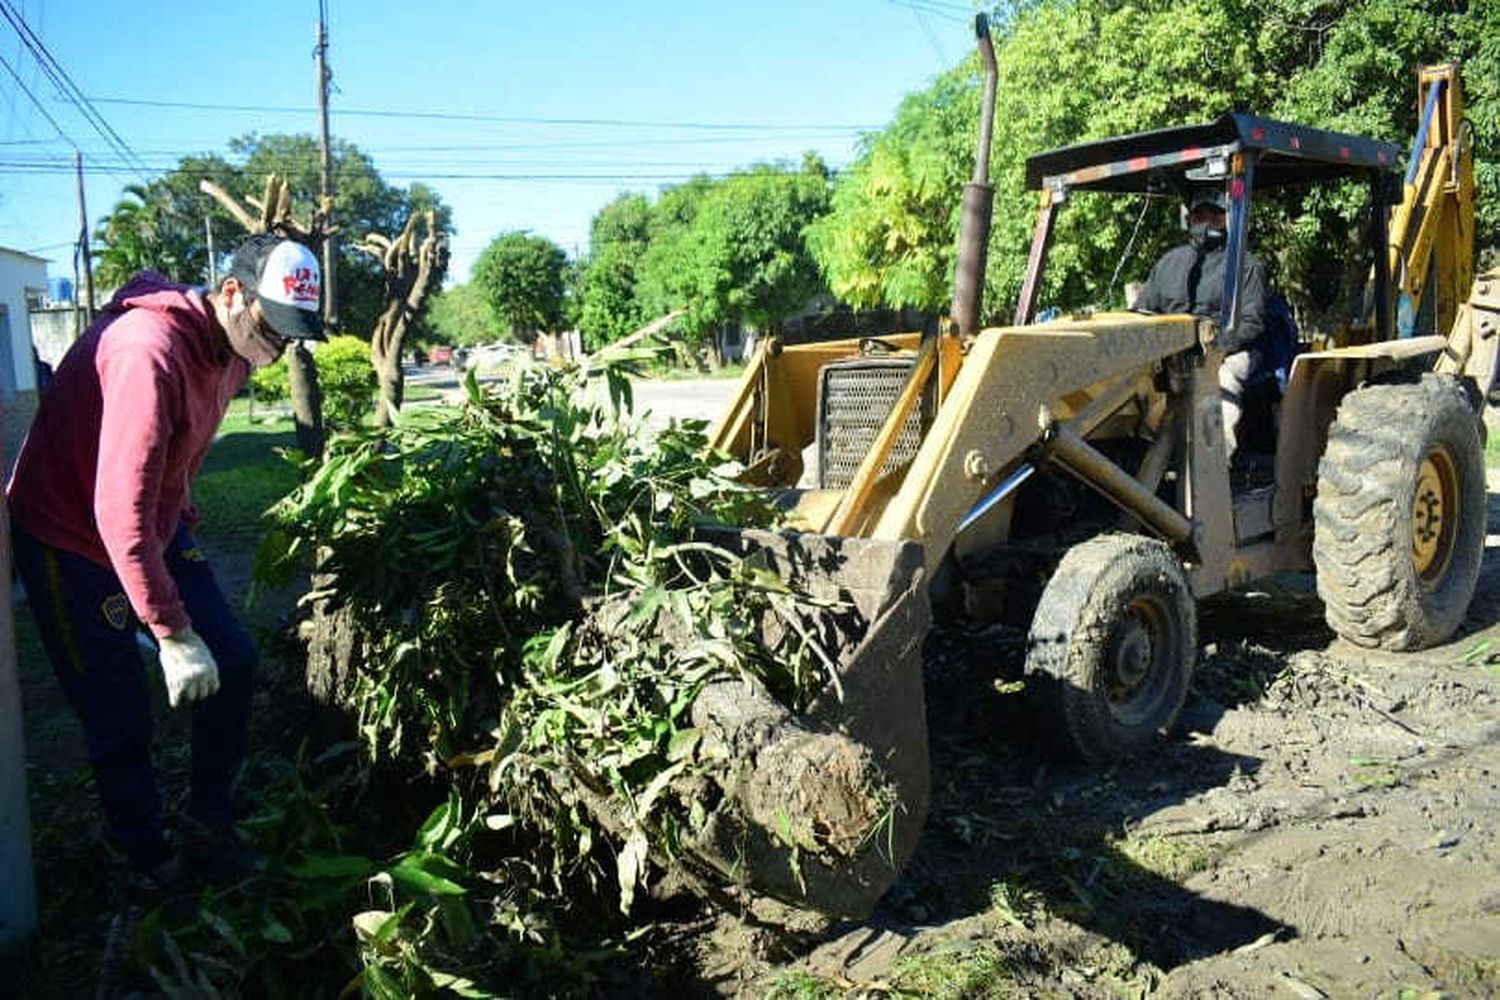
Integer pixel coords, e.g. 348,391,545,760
0,47,73,146
85,94,875,133
0,0,151,179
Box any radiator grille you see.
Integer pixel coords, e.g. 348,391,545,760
818,358,927,490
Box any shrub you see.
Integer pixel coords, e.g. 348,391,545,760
248,356,289,406
316,334,377,430
243,334,374,430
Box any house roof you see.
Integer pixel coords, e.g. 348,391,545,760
0,246,50,266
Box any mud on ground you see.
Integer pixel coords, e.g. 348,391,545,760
710,497,1500,997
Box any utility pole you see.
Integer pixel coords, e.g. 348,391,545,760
75,152,95,321
315,1,338,331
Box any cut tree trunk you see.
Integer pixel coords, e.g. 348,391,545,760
359,211,448,428
286,343,325,458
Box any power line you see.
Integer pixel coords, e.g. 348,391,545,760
887,0,970,26
0,160,779,183
0,0,151,179
85,94,878,133
0,48,74,146
0,149,845,171
0,129,866,159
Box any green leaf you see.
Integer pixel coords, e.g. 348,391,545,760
199,907,247,958
429,971,499,999
388,854,467,897
362,962,405,1000
1459,638,1494,664
289,853,376,881
414,790,464,851
261,916,294,945
667,727,701,762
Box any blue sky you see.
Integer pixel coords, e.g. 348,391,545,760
1,0,980,285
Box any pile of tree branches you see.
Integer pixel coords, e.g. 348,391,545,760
255,360,875,991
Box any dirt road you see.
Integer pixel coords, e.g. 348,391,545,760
735,496,1500,996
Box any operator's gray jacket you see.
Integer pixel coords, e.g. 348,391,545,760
1134,243,1268,354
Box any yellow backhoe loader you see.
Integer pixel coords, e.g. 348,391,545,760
686,21,1498,919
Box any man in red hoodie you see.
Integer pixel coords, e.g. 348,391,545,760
7,234,322,889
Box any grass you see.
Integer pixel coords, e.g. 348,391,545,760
195,400,301,551
767,944,1019,999
885,943,1018,998
1108,830,1221,884
641,360,748,381
765,970,844,999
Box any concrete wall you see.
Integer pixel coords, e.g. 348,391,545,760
3,391,38,480
0,250,46,399
28,307,78,370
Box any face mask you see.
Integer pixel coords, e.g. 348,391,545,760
217,292,285,368
1188,221,1227,251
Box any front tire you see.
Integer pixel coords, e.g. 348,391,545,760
1313,373,1486,651
1025,533,1197,761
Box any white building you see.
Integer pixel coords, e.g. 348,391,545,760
0,248,48,468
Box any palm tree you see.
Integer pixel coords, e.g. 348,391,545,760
94,183,206,289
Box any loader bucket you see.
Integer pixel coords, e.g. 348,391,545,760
685,529,930,918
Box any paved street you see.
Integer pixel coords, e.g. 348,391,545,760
626,377,738,429
403,363,738,430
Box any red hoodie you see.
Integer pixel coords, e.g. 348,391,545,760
8,274,250,637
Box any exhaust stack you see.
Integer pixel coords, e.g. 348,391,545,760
950,14,999,337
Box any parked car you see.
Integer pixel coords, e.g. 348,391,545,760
428,345,455,366
467,342,523,371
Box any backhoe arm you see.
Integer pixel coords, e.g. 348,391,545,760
1389,64,1475,339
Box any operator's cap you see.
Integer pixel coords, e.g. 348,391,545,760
229,235,325,341
1188,188,1229,213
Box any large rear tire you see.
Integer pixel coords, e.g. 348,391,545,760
1025,533,1197,761
1313,373,1485,651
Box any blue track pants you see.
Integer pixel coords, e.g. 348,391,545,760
12,521,255,870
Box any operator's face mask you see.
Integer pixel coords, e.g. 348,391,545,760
1188,219,1227,252
1188,202,1224,251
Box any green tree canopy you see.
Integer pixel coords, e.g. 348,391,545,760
573,193,652,347
471,231,568,342
93,155,239,289
638,157,833,343
808,0,1498,326
425,281,500,347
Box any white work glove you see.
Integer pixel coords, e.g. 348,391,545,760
157,627,221,708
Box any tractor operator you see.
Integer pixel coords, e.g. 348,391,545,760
6,234,323,894
1134,188,1269,459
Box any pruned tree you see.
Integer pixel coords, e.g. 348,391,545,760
356,210,449,427
201,174,327,458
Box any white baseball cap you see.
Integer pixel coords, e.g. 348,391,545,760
230,236,325,340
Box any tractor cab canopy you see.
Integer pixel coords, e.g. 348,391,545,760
1013,114,1406,337
1024,112,1403,196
